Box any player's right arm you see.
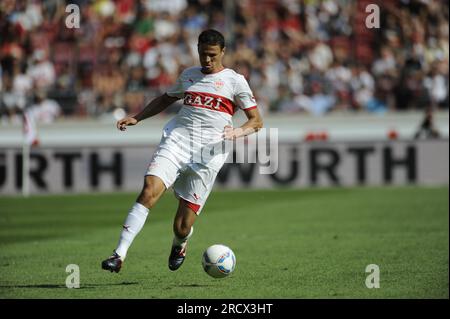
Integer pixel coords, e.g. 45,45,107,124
116,93,180,131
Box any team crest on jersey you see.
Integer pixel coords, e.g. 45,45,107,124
214,79,225,91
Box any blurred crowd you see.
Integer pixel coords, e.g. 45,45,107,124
0,0,448,124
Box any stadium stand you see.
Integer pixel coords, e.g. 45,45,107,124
0,0,448,125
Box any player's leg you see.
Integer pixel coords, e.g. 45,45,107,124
102,155,180,273
101,175,166,273
115,175,167,257
168,164,217,271
168,199,198,271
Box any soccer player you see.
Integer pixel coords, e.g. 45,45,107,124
101,29,263,273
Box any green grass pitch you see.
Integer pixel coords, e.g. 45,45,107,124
0,186,448,299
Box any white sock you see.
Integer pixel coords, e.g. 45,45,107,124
172,227,194,249
115,202,149,260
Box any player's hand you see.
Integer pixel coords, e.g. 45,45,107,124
223,125,236,140
117,117,138,131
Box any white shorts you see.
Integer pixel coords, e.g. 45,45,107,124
145,154,218,215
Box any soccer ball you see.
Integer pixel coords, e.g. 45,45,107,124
202,244,236,278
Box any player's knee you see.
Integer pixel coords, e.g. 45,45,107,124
174,222,191,239
138,185,159,208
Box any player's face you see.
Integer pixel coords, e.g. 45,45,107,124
198,44,225,74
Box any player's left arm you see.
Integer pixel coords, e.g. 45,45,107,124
224,107,263,140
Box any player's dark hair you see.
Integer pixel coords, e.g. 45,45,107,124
198,29,225,49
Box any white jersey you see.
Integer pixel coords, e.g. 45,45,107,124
157,66,257,171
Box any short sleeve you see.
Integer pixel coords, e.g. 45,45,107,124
234,75,257,110
166,70,185,99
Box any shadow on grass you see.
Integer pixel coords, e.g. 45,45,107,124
163,283,215,290
179,284,213,287
0,282,139,290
